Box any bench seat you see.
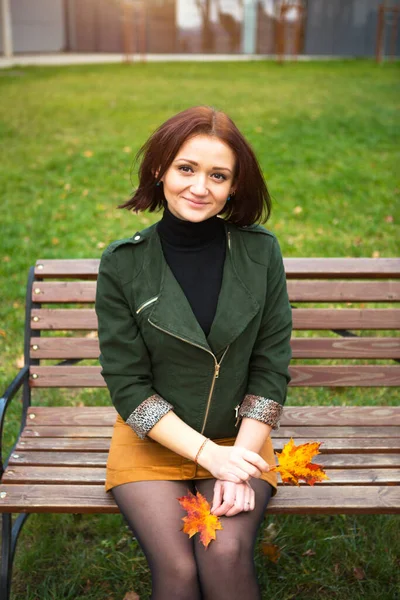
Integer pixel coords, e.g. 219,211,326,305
1,406,399,515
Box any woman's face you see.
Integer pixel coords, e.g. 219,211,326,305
160,134,236,222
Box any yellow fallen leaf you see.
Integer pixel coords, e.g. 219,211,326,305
178,489,223,548
83,150,93,158
123,591,140,600
270,438,329,486
261,542,280,562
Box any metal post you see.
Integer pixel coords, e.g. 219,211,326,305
1,0,13,58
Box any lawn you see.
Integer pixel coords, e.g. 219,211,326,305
0,59,399,599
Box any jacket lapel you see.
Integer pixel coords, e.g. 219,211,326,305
146,223,260,357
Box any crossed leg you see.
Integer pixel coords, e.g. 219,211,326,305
111,477,273,600
194,478,273,600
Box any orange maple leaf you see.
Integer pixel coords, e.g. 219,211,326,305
269,438,329,486
177,489,223,548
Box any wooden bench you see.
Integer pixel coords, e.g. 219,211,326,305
1,257,400,598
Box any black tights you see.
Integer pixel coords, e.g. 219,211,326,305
111,478,273,600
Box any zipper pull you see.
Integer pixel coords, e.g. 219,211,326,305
234,404,241,427
215,364,221,379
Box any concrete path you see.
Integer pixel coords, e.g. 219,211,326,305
0,52,353,69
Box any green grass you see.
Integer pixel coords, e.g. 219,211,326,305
0,59,399,599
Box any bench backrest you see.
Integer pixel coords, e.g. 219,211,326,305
27,258,400,391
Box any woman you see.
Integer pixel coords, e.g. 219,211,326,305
95,105,292,600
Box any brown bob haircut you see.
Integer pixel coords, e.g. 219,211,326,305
119,105,271,226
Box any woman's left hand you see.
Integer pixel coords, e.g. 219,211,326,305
210,479,255,517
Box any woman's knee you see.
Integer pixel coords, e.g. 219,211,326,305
154,555,199,584
202,536,252,568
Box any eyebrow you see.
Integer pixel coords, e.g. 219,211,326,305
175,158,232,174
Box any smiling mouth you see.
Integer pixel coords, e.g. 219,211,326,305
184,197,207,206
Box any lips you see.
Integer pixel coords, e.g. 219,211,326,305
184,197,206,206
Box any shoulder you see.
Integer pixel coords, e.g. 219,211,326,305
231,222,279,266
104,222,157,255
100,223,157,282
237,223,276,238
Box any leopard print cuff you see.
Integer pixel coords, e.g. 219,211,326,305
238,395,283,431
126,395,174,439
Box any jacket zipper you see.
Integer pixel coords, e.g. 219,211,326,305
148,227,233,436
136,296,159,315
148,318,230,435
200,344,230,434
234,404,241,427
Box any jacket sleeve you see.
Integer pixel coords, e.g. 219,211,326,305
238,236,292,431
95,248,174,438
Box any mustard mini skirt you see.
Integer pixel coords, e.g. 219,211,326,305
105,414,278,497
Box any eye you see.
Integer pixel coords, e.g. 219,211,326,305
178,165,193,173
212,173,227,181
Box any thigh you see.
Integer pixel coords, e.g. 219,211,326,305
193,478,272,549
111,479,198,563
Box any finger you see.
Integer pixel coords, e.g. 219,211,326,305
249,487,255,511
243,450,270,473
237,458,262,480
226,485,245,517
211,480,223,514
220,470,247,484
243,486,251,513
212,486,236,517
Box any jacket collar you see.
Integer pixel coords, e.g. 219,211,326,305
133,221,260,357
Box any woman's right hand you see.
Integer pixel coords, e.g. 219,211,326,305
198,441,270,483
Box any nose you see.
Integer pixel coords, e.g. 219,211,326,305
190,175,208,197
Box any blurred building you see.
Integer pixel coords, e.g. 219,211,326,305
1,0,399,57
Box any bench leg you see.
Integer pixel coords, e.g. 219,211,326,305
1,512,30,600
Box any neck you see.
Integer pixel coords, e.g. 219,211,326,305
157,204,224,249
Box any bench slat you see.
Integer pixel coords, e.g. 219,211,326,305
35,259,100,278
14,437,400,453
32,282,97,303
7,451,400,469
288,280,400,302
20,425,400,439
289,365,400,386
31,280,400,304
30,337,99,359
29,336,400,360
2,466,399,486
29,365,400,387
0,483,398,514
8,452,109,467
291,338,400,359
292,309,400,330
30,308,400,330
25,406,400,427
34,258,400,279
2,466,106,485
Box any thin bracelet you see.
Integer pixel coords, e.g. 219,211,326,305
194,437,210,464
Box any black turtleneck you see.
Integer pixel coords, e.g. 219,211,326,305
157,204,226,337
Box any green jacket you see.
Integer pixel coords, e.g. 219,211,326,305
95,220,292,440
